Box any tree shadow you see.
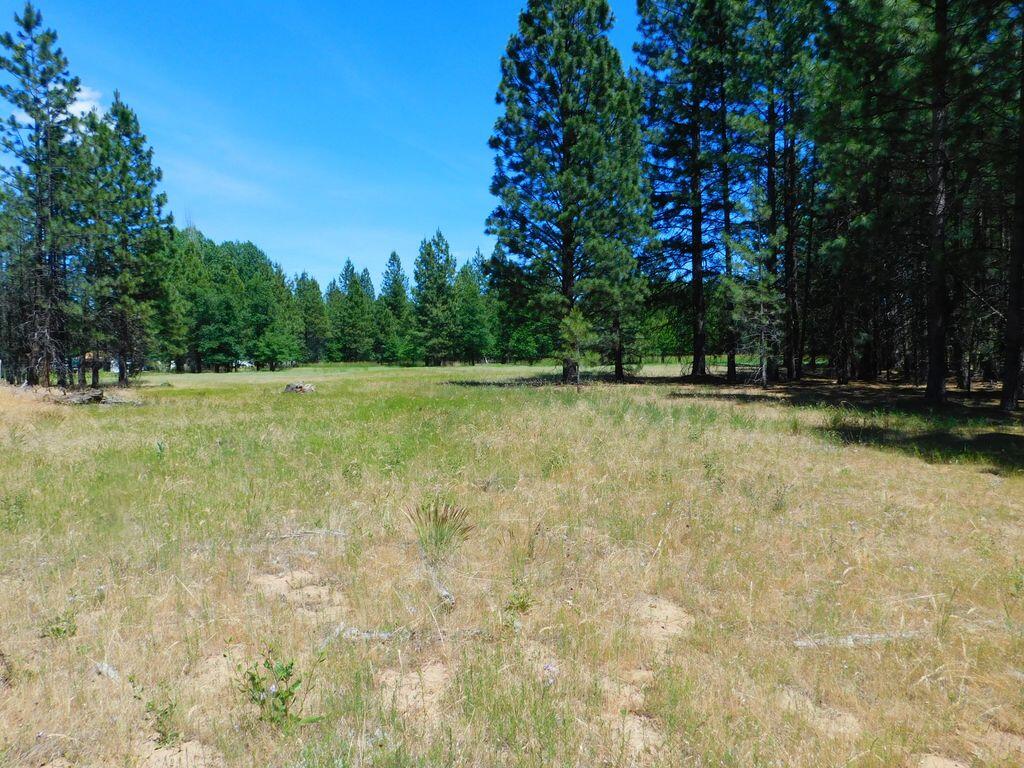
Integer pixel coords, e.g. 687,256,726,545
820,424,1024,474
667,377,1024,473
449,370,1023,472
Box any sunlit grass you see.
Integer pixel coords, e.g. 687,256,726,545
0,365,1022,768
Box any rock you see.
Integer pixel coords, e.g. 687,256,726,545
50,388,104,405
93,661,120,682
284,382,316,394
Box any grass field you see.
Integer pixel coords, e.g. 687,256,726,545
1,364,1023,768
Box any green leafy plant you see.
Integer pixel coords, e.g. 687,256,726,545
407,500,473,564
39,610,77,639
240,649,322,728
503,577,534,615
145,688,181,746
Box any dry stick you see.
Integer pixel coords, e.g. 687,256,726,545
318,624,485,653
793,631,925,650
319,625,410,652
427,566,456,612
268,529,347,541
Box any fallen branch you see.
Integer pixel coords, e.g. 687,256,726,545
319,624,410,652
793,631,925,650
426,566,456,612
267,529,347,541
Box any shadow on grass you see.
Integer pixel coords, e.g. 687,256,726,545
450,370,1024,472
666,379,1024,473
821,424,1024,473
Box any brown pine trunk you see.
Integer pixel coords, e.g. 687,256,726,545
798,159,818,380
925,0,950,404
118,351,129,388
690,93,706,378
783,95,799,381
720,71,737,384
613,317,625,382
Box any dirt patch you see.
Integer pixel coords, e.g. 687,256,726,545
913,756,969,768
778,688,861,739
137,740,224,768
604,711,665,758
188,646,245,693
602,669,655,714
984,728,1024,757
378,660,451,722
252,569,347,620
601,668,663,758
632,595,694,652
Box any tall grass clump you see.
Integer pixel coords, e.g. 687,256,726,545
407,499,473,563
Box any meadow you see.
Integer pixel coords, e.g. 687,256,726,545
0,364,1022,768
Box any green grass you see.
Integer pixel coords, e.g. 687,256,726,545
1,364,1022,768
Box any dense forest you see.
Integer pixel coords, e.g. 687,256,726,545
0,1,1021,411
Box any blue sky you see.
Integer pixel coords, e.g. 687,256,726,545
30,1,641,289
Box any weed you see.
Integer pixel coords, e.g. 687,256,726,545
407,499,473,563
0,492,26,531
240,648,323,728
145,688,181,746
1009,561,1024,599
39,610,76,640
503,577,534,616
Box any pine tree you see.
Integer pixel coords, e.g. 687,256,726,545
453,255,494,364
294,272,328,363
252,270,301,370
80,93,170,386
376,252,414,365
412,231,456,366
324,278,346,363
488,0,650,382
0,3,83,384
638,0,717,376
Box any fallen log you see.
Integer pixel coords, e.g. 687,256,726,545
793,631,925,650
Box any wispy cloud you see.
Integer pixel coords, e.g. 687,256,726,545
10,83,104,124
160,155,276,206
70,85,103,117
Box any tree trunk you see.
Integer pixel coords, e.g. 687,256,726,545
564,357,579,386
720,73,737,384
925,0,950,404
690,94,707,378
118,351,129,388
613,318,625,382
798,159,818,380
783,95,799,381
1002,15,1024,411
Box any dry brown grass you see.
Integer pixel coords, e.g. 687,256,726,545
0,365,1022,768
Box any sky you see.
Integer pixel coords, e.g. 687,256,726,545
26,1,642,288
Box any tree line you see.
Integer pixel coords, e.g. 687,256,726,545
1,1,1022,411
487,0,1024,410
